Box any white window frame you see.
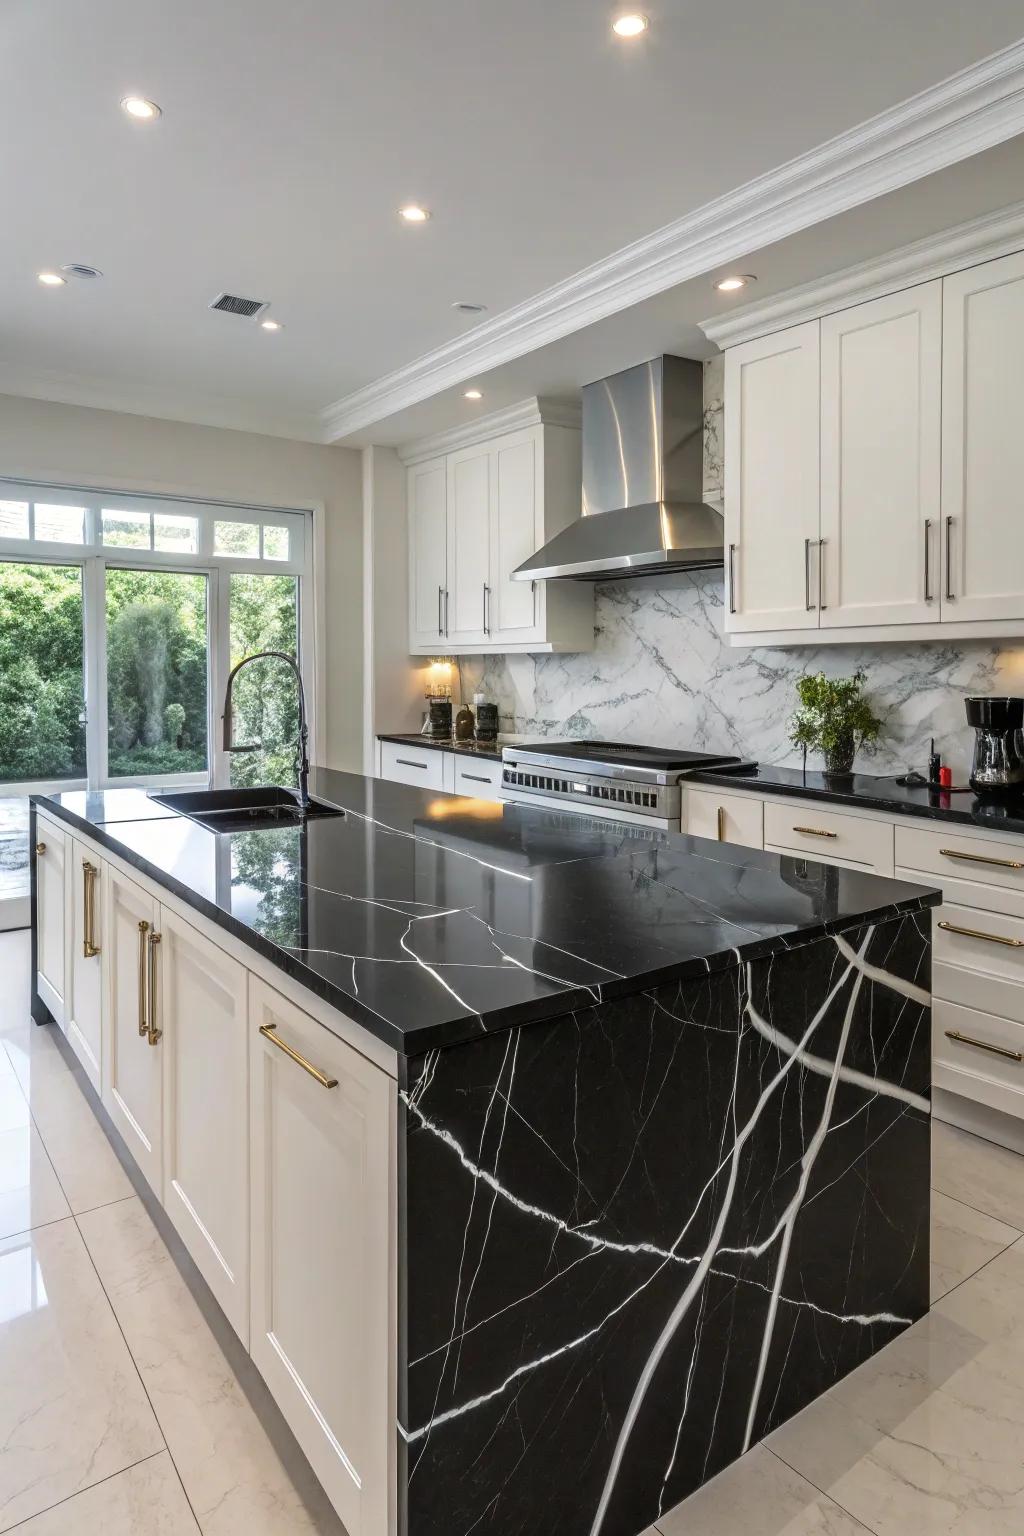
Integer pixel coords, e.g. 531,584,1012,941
0,479,316,795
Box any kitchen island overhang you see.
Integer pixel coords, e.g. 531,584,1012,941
31,771,938,1536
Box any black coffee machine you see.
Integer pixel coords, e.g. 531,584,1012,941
966,696,1024,794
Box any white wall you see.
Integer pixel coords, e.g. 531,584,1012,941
0,392,363,771
361,446,422,772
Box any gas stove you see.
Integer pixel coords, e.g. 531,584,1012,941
501,741,756,826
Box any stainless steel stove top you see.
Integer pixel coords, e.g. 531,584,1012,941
501,741,756,823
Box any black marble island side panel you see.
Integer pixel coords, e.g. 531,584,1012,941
399,910,931,1536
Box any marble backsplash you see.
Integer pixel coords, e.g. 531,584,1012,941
457,571,1024,778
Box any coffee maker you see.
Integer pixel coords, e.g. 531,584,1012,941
966,696,1024,794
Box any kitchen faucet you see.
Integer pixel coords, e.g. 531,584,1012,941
222,650,310,810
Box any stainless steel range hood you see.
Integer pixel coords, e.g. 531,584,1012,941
513,354,723,583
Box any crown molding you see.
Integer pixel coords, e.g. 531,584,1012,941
398,396,581,465
320,38,1024,441
700,196,1024,348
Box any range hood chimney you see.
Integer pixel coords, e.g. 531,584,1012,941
513,354,723,583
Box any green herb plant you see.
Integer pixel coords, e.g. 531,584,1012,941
788,669,882,776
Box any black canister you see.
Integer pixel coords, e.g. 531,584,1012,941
475,700,499,743
966,696,1024,794
425,698,453,740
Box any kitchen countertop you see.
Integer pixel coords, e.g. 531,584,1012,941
692,762,1024,834
377,731,532,763
35,767,938,1055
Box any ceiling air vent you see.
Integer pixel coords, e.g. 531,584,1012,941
208,292,269,319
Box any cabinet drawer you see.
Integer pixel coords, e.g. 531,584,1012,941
763,800,894,874
934,998,1024,1120
895,826,1024,900
934,902,1024,1023
379,741,448,791
453,758,503,801
684,787,764,849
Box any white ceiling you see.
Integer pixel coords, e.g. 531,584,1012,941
4,0,1024,440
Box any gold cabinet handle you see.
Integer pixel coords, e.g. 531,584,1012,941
716,806,726,841
147,932,161,1046
938,919,1024,948
944,1029,1022,1063
35,841,46,855
940,848,1023,870
137,920,150,1036
83,861,100,958
793,825,838,839
259,1023,338,1089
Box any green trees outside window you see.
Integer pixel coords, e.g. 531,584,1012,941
0,563,86,782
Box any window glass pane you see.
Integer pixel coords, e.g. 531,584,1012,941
153,514,198,554
101,509,151,549
106,568,208,778
0,562,86,782
228,573,299,789
214,520,259,557
0,502,29,540
262,525,289,561
34,505,86,544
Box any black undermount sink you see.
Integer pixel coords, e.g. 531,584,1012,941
148,785,344,834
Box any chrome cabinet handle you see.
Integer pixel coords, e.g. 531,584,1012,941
944,1029,1022,1063
940,848,1023,870
138,920,150,1036
817,538,826,610
438,585,444,637
924,518,933,602
483,583,491,636
716,806,726,841
945,516,955,601
793,824,838,839
804,537,814,611
259,1023,338,1088
35,841,46,855
938,919,1024,948
147,932,162,1046
83,861,100,958
444,588,450,636
461,772,492,784
396,758,428,769
728,544,737,614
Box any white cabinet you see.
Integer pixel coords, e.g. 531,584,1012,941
103,865,163,1196
66,839,104,1090
33,813,67,1027
819,283,942,628
941,250,1024,623
160,907,250,1343
379,739,453,791
724,322,821,632
683,786,764,848
404,406,593,655
249,979,394,1536
452,756,504,801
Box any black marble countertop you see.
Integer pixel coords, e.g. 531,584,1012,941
35,768,938,1056
377,732,525,763
692,763,1024,835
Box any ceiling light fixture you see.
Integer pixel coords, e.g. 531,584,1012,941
399,204,431,223
37,271,66,286
60,263,103,280
260,318,283,332
121,95,161,120
612,13,649,37
715,274,756,292
464,389,483,400
452,300,487,314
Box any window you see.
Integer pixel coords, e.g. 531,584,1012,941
106,569,209,778
0,562,85,783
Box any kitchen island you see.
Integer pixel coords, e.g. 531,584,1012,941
31,769,938,1536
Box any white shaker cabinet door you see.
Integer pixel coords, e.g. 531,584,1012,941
160,907,250,1344
942,250,1024,622
249,979,395,1536
819,281,941,628
488,428,541,643
66,839,104,1090
724,321,821,632
445,443,491,646
103,865,163,1196
408,457,448,649
33,814,67,1027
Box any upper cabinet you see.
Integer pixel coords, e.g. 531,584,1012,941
403,403,594,655
719,245,1024,642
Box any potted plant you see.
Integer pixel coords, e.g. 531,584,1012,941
789,670,882,777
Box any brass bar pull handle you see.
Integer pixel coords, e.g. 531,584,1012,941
138,920,150,1036
940,848,1023,870
804,537,814,611
945,515,955,601
938,920,1024,948
728,544,737,615
944,1029,1022,1063
716,806,726,841
817,537,826,610
924,518,932,602
35,842,46,855
147,932,162,1046
793,825,838,839
259,1023,338,1089
83,861,100,958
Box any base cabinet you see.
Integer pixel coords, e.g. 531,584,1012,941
103,865,163,1196
66,840,104,1089
34,813,67,1027
249,978,394,1536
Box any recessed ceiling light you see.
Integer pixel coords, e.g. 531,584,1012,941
452,301,487,314
60,263,103,280
399,204,431,223
37,271,66,286
464,389,483,401
715,274,756,292
260,318,283,332
121,95,161,120
612,13,649,37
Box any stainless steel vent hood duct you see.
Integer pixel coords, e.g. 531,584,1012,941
513,354,723,583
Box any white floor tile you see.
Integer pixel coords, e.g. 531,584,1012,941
8,1452,199,1534
930,1190,1021,1303
0,934,30,1038
0,1218,163,1532
77,1197,344,1536
657,1445,872,1534
932,1121,1024,1230
0,1121,70,1241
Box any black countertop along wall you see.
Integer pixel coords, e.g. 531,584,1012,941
36,767,938,1056
376,732,512,763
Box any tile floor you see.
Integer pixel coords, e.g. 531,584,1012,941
1,929,1022,1535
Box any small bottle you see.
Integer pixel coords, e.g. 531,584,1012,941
454,702,475,742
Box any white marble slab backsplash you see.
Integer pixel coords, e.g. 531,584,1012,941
457,572,1024,778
